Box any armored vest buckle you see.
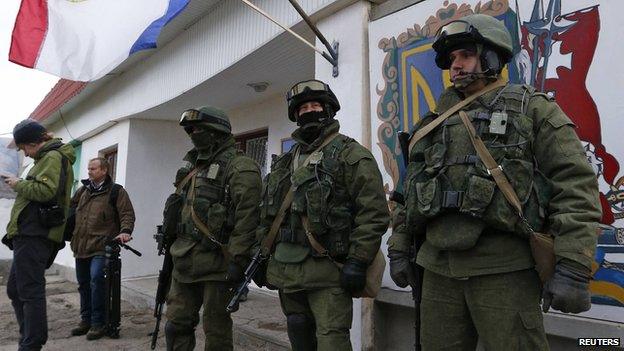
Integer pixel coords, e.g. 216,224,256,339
486,165,503,176
441,191,464,209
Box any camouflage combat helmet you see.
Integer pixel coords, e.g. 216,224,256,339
432,14,513,74
179,105,232,134
286,79,340,122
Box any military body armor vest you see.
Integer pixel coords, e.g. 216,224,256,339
405,84,552,249
176,148,237,248
261,135,353,260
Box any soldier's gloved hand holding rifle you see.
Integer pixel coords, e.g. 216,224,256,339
226,261,245,285
226,249,267,313
340,258,367,294
542,259,592,313
389,250,417,288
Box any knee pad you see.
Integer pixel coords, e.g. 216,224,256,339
165,321,194,337
165,321,196,351
287,313,314,330
286,314,317,351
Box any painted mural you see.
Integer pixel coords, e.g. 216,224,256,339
374,0,624,309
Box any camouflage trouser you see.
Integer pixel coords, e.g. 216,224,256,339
165,277,233,351
279,287,353,351
421,269,549,351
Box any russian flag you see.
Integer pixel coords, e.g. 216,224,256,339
9,0,190,82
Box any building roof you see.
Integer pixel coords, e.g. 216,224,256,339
29,79,88,121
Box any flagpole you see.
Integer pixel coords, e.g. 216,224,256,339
239,0,337,67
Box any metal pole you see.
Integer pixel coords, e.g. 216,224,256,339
240,0,325,56
286,0,338,61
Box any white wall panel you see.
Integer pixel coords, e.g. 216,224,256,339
229,93,295,173
123,119,191,278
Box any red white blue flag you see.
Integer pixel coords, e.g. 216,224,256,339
9,0,189,82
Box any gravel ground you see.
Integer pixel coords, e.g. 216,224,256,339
0,275,195,351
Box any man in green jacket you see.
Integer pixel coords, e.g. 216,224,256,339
3,119,75,351
164,106,261,350
255,80,390,351
388,14,601,350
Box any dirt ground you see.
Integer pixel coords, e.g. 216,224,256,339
0,276,197,351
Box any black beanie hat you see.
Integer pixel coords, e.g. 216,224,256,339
13,119,47,145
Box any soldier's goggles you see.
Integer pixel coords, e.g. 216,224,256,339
179,109,202,125
435,20,484,43
179,109,231,130
287,80,330,100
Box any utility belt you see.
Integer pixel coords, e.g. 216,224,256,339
276,223,349,260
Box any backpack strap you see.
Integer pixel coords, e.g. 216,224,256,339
109,183,123,230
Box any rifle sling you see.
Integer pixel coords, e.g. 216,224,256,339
301,216,343,268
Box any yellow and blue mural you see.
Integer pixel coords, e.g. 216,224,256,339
375,0,624,308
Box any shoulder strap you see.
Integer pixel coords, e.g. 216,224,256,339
49,150,69,205
175,163,208,195
259,132,340,256
109,183,122,228
75,185,87,200
408,78,507,154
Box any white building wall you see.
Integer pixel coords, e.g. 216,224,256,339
0,199,14,260
229,93,295,171
315,2,372,350
123,119,191,278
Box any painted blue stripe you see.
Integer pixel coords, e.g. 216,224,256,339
593,266,624,288
129,0,190,55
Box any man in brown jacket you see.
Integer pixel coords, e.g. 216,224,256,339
69,157,135,340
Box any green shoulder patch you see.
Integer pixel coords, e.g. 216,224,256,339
344,143,373,165
231,155,261,173
532,91,555,102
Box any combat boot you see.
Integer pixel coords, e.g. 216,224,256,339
86,326,106,340
70,321,91,336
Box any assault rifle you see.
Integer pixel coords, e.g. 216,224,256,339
149,225,173,349
226,249,265,313
396,130,424,351
103,239,142,339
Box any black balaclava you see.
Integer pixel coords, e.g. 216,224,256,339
190,126,228,153
296,108,333,144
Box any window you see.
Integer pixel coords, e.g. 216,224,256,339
99,145,118,182
235,129,268,177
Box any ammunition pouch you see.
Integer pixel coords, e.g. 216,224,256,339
163,193,183,244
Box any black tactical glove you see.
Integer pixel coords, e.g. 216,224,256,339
1,234,13,250
226,262,245,285
542,260,592,313
340,258,368,294
252,260,269,288
388,250,416,288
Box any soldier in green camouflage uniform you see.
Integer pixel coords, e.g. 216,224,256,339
164,106,262,351
388,14,601,350
254,80,390,351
